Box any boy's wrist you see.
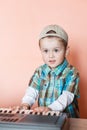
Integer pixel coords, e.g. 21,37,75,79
47,107,52,111
20,103,30,110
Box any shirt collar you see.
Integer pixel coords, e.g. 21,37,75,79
54,59,68,75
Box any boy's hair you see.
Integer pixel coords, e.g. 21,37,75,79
39,24,68,46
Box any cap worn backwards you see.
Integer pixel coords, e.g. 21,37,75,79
39,24,68,43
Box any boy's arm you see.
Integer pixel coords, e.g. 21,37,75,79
48,67,80,112
21,68,41,110
48,91,74,111
21,87,38,109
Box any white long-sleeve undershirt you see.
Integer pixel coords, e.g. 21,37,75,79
22,87,74,111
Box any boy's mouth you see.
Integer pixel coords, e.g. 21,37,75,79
49,60,56,64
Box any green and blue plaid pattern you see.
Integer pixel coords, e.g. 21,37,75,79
29,59,80,117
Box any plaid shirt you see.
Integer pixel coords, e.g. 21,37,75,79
29,59,80,117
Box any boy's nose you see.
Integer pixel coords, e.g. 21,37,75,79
49,51,54,58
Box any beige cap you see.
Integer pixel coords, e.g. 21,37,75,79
39,24,68,43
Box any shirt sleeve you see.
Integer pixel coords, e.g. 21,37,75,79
22,68,41,106
28,68,41,91
22,87,38,106
48,91,74,111
64,67,80,97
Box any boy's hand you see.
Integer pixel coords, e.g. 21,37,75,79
20,103,30,110
11,103,30,111
32,106,51,113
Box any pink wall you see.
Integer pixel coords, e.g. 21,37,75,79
0,0,87,118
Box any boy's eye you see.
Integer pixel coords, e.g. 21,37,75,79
44,49,48,53
54,49,59,52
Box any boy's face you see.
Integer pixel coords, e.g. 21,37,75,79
40,37,68,69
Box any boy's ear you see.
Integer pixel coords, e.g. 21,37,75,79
65,46,70,57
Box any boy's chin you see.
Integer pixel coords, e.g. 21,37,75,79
48,63,62,69
48,65,57,69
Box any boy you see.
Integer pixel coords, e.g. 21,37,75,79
20,25,80,117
